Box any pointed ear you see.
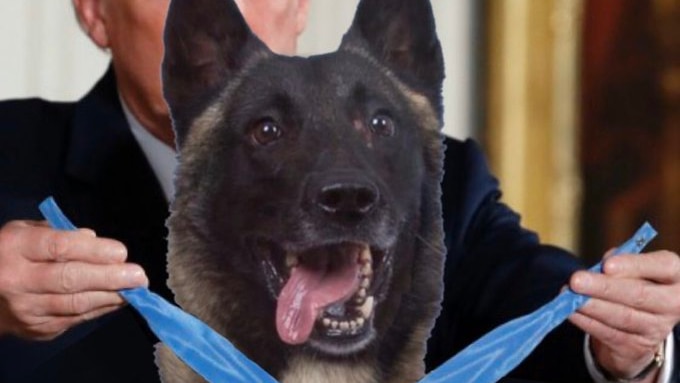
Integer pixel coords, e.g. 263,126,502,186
340,0,445,119
162,0,272,146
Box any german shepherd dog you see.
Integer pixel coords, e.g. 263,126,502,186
156,0,446,381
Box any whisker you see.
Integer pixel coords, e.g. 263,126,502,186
415,233,446,256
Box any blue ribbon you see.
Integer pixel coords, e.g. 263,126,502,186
420,222,657,383
39,197,657,383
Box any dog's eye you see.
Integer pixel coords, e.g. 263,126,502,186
368,114,395,137
250,119,283,146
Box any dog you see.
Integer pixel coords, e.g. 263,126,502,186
156,0,446,381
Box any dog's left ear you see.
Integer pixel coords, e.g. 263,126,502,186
340,0,444,120
162,0,272,147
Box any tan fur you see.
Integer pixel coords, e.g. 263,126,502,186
385,322,434,382
156,344,204,382
280,356,378,383
181,50,271,156
401,90,440,133
341,45,441,133
184,103,225,149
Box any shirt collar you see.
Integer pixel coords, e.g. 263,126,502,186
120,97,178,202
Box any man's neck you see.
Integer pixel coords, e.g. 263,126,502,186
117,88,175,148
127,102,174,148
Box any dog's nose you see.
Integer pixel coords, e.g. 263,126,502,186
316,181,378,218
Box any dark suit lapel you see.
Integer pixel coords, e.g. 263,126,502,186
61,67,172,300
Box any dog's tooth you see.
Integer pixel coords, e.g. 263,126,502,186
359,247,371,264
322,318,331,327
331,320,339,329
360,263,373,277
350,320,358,329
340,321,349,331
360,277,370,289
356,317,365,327
285,253,299,268
358,296,374,319
357,288,367,299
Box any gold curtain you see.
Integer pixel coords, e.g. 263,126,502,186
484,0,583,252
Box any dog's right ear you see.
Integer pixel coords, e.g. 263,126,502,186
162,0,272,147
340,0,444,121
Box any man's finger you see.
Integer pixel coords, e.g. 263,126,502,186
36,291,126,316
603,251,680,284
570,271,676,314
29,262,148,294
16,226,128,264
76,304,123,322
576,297,666,337
569,311,655,352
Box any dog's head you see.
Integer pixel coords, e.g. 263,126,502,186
163,0,445,378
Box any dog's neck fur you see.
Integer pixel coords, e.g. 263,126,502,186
280,356,377,383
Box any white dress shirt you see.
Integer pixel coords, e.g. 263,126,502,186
120,98,178,202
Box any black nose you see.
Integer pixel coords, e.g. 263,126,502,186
316,181,378,218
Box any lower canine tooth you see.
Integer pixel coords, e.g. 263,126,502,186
323,318,331,327
357,288,367,298
285,253,298,267
358,296,374,318
360,247,371,263
356,317,365,327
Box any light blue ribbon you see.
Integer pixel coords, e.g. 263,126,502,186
39,197,657,383
420,222,657,383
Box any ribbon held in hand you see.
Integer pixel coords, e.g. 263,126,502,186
419,222,657,383
39,197,657,383
39,197,278,383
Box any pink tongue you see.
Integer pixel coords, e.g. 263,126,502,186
276,256,361,345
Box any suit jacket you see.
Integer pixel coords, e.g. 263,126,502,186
1,70,673,382
0,69,171,382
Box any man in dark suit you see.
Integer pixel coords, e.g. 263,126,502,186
0,1,678,382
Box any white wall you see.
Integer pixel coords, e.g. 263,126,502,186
434,1,475,139
0,2,110,101
0,0,473,138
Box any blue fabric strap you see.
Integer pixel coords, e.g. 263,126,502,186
39,197,657,383
120,288,277,383
419,222,657,383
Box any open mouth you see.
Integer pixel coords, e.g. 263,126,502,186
252,240,390,354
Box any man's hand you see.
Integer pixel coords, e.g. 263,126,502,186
0,220,148,340
569,249,680,382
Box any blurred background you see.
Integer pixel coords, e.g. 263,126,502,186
0,0,677,263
